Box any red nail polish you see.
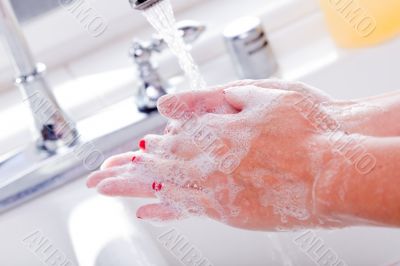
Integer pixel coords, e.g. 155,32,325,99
139,139,146,150
131,156,136,162
152,181,163,192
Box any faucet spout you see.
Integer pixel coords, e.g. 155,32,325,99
129,0,164,11
0,0,78,152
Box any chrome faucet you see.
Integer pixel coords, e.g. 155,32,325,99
129,20,206,112
0,0,204,213
0,0,78,153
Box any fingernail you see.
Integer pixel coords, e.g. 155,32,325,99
139,139,146,150
152,181,163,192
137,215,142,219
132,156,139,163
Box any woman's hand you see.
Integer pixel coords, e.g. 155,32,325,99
87,83,351,230
158,79,400,138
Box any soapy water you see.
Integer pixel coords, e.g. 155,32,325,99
148,128,248,223
119,86,312,226
88,80,379,248
142,0,207,90
97,81,365,227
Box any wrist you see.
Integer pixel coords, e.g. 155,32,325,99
330,100,369,135
308,133,342,226
334,97,400,137
313,133,369,227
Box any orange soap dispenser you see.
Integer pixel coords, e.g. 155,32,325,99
318,0,400,48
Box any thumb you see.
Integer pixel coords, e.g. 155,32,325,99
224,85,284,111
157,88,236,120
223,86,254,110
226,79,331,102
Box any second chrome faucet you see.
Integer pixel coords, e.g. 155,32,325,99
129,20,205,113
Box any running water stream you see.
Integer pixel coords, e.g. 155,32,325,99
141,0,206,90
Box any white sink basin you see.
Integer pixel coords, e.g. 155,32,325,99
300,36,400,100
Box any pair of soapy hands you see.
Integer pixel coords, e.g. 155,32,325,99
86,79,361,231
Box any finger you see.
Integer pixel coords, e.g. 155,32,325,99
270,80,331,102
157,87,236,120
223,85,285,111
228,79,331,102
87,167,125,188
164,121,180,135
136,203,183,221
139,134,198,160
96,158,190,196
92,151,200,196
97,177,155,198
226,79,290,90
101,152,137,170
164,133,203,159
142,134,164,154
89,153,153,188
102,137,165,160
